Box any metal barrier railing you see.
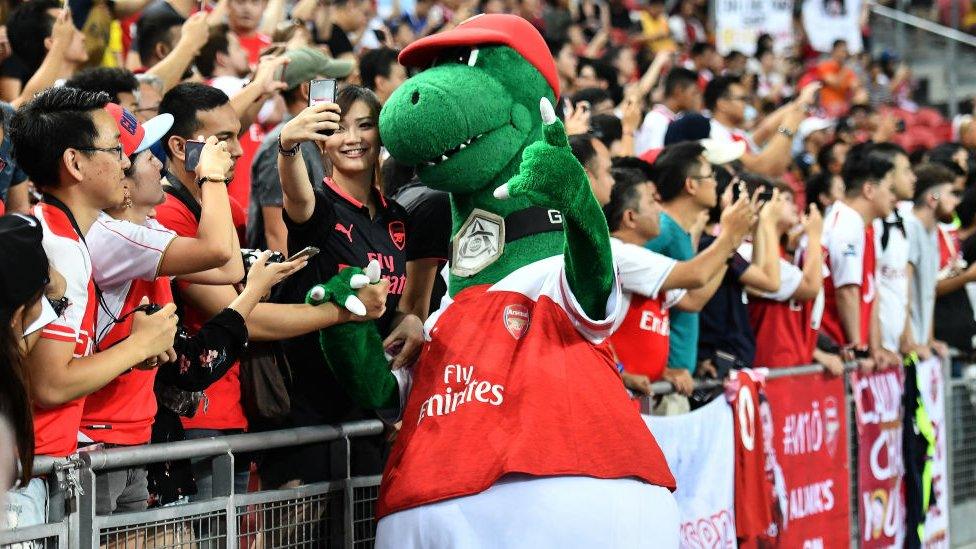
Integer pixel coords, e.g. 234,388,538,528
0,420,385,549
2,363,976,548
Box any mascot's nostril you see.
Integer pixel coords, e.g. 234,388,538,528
411,90,420,105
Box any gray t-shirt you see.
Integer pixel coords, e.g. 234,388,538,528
247,117,327,249
906,209,938,345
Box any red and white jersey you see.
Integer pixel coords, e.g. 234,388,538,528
81,214,176,445
820,201,877,346
710,118,759,153
634,104,676,155
727,369,775,545
31,203,98,457
380,256,675,518
87,213,176,343
744,242,824,367
608,238,684,380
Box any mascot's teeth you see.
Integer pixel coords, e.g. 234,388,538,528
423,133,487,168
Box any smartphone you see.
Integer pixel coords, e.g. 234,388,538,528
309,78,338,135
273,64,285,83
286,246,320,263
309,78,338,107
757,190,774,202
184,139,205,173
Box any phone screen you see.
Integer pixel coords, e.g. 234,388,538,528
286,246,320,262
184,140,205,172
309,79,337,107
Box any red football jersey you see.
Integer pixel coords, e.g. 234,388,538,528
155,193,249,431
378,258,675,518
820,202,877,346
728,369,775,546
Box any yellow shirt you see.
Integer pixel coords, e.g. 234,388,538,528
637,11,676,53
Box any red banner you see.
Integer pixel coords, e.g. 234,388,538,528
852,368,906,547
764,372,850,548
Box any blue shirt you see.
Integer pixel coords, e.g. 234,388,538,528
645,211,697,372
0,102,27,201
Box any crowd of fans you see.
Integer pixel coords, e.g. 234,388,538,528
0,0,975,533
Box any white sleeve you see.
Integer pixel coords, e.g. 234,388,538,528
611,239,677,299
825,215,864,288
663,288,687,309
40,238,89,347
756,259,803,301
87,215,176,288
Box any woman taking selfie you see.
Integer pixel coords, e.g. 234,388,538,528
269,84,423,490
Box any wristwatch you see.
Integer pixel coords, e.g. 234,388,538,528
278,135,300,156
777,126,796,139
198,175,227,185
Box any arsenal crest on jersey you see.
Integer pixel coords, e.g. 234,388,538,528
503,304,530,339
388,221,406,251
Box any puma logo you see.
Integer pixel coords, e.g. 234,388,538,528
335,222,353,242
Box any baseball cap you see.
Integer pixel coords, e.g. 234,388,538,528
700,138,746,165
105,103,174,157
0,214,48,313
663,112,711,145
399,14,560,97
798,117,833,141
283,48,355,91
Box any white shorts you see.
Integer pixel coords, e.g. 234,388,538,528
376,475,678,549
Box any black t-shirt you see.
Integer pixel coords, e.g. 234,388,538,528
934,232,976,353
324,23,354,57
697,234,756,368
273,180,409,425
394,181,452,315
0,55,33,86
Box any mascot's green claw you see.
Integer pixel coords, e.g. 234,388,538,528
494,97,569,201
306,259,382,315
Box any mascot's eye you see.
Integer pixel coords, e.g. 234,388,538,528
433,47,479,67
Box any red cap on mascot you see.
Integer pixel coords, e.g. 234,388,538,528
399,14,560,98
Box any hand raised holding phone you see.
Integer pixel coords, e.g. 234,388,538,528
189,135,233,180
279,88,342,149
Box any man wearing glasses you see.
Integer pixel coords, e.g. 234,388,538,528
643,142,724,411
6,87,179,528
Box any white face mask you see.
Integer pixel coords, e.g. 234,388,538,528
743,105,758,124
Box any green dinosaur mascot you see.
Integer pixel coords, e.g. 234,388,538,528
307,14,678,547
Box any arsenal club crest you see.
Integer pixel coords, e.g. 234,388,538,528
503,304,530,339
388,221,406,251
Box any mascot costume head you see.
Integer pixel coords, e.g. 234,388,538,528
307,14,676,546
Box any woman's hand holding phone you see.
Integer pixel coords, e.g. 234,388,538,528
243,250,308,299
280,102,342,149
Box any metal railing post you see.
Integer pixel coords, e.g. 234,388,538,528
846,372,860,548
212,452,236,544
943,356,954,524
330,436,354,549
76,465,97,549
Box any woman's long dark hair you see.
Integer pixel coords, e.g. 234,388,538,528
0,287,44,487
